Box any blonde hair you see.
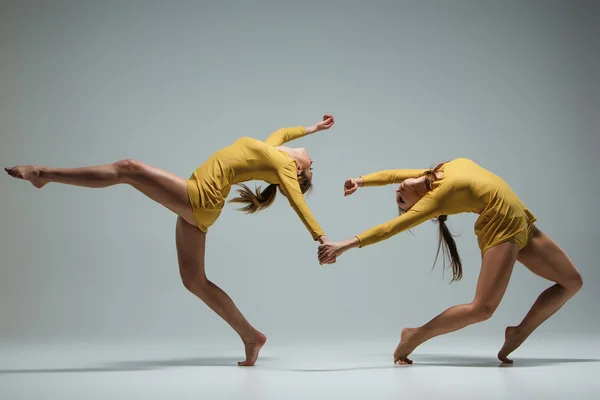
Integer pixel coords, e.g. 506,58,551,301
229,171,313,213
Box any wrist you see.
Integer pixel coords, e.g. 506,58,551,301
356,178,364,187
342,237,360,251
305,124,318,135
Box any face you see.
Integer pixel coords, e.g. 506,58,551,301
396,178,426,212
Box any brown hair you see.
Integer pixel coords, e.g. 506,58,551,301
229,170,313,213
412,162,463,283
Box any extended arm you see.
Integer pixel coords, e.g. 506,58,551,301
343,169,428,196
264,126,307,147
318,192,440,263
355,193,439,246
360,169,428,187
278,166,328,243
264,115,335,147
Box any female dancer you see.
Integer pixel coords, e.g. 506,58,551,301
5,114,336,366
318,158,583,364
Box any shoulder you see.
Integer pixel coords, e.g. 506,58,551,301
236,136,259,144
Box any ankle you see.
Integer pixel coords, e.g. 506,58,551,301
510,325,526,336
37,166,48,179
242,330,266,344
405,327,423,343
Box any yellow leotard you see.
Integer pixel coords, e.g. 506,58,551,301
355,158,537,254
186,126,325,239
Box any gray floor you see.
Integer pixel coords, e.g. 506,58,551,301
1,337,599,400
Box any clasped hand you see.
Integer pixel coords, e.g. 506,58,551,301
318,241,345,265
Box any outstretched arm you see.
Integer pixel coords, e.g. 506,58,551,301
278,166,329,243
343,169,428,197
318,192,440,263
264,115,335,146
355,193,439,246
360,169,428,187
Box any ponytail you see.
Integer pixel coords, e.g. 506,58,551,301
229,170,314,213
229,183,278,213
417,161,463,282
434,215,463,283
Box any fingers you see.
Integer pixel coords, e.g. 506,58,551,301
319,255,337,265
344,186,357,196
319,252,336,264
343,179,358,196
321,257,336,265
317,245,334,264
318,251,331,264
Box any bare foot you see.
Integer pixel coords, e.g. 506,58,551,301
5,166,47,188
394,328,419,365
238,331,267,367
498,326,527,363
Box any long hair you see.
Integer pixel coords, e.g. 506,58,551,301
229,170,313,213
411,162,463,283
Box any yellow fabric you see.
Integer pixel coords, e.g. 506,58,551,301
186,126,325,239
356,158,537,254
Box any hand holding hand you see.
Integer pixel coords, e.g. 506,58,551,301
318,241,345,265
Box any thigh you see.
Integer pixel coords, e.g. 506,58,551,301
474,241,519,307
176,216,207,283
517,228,581,286
129,161,197,226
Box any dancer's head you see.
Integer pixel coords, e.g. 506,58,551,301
395,176,431,212
396,163,463,282
293,148,313,183
229,167,313,214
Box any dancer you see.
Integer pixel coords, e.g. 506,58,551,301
318,158,582,364
6,114,336,366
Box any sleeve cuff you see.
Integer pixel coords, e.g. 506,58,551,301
355,235,365,248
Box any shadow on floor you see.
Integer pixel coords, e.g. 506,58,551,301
0,357,278,374
280,354,600,372
1,354,599,374
386,354,600,369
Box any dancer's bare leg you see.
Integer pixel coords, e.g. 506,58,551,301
393,241,519,364
498,228,583,363
175,217,266,366
6,161,267,365
5,160,196,225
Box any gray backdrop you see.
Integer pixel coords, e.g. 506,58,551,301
1,0,598,345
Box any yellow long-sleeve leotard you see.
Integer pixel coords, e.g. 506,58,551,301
355,158,537,254
186,126,325,239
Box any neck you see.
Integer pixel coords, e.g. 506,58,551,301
415,177,430,196
277,146,302,164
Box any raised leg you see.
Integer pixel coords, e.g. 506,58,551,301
5,160,197,226
497,228,583,363
393,241,519,364
175,216,267,367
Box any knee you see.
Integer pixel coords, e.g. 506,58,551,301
469,302,498,322
114,159,145,182
564,271,583,294
181,273,208,295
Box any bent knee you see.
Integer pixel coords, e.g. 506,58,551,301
180,273,209,294
114,158,146,181
469,302,498,322
564,271,583,294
